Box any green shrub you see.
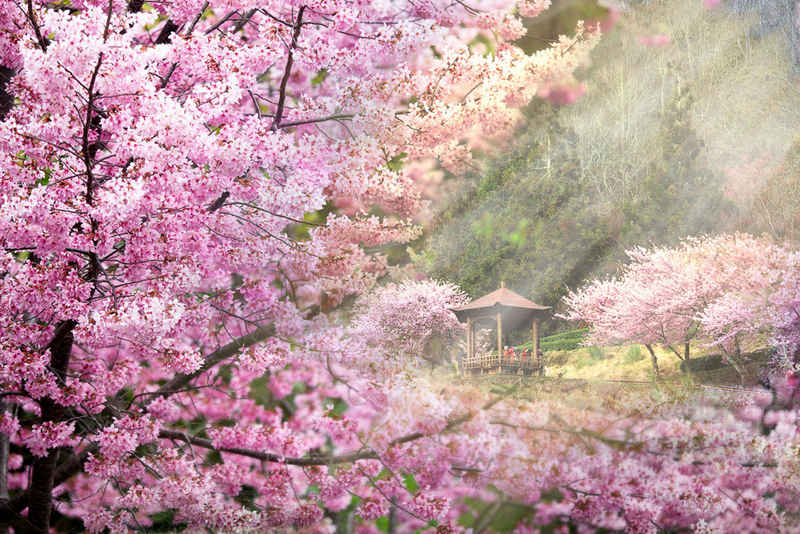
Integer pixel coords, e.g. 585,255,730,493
546,351,571,366
574,352,596,369
515,329,588,353
541,339,584,352
588,346,605,361
624,345,645,364
680,354,724,373
541,328,589,342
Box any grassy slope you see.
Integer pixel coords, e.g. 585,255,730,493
541,344,769,384
543,344,681,380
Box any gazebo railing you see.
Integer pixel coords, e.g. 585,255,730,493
462,350,543,375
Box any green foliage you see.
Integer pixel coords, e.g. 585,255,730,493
459,497,534,532
542,328,589,341
424,102,615,330
325,396,348,417
387,152,408,171
403,472,419,494
540,328,588,352
516,328,588,350
148,509,187,533
376,516,390,532
625,345,645,364
626,86,735,246
574,353,596,369
516,0,609,54
311,69,328,87
286,202,333,241
235,485,260,511
422,84,734,331
588,346,605,361
571,346,606,369
204,449,223,466
680,349,772,374
680,353,724,373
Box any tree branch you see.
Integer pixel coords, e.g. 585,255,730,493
277,113,354,129
155,20,179,45
144,323,277,404
0,446,95,527
25,0,49,51
159,430,378,465
83,55,103,205
160,394,506,465
271,5,306,131
204,10,238,35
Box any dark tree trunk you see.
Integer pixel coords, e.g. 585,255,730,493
645,344,660,378
20,320,77,534
0,67,14,121
0,403,9,534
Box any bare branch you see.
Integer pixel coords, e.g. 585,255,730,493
144,323,277,404
83,55,104,205
158,430,377,465
157,393,506,465
278,113,354,129
24,0,49,51
271,5,306,131
204,10,238,35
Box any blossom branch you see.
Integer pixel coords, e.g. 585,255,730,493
271,5,305,131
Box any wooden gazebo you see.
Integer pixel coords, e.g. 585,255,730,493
451,282,550,376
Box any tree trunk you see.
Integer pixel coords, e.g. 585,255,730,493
0,67,14,121
645,344,660,378
388,499,397,534
723,336,750,385
726,355,748,386
0,404,9,534
21,320,77,534
683,342,692,377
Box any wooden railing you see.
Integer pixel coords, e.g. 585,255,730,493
462,351,543,375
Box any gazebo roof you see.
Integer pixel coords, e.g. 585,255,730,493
451,283,550,321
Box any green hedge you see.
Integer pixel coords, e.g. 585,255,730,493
515,328,588,353
541,339,584,352
542,328,589,342
680,354,724,373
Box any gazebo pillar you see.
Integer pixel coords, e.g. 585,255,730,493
531,317,544,376
496,311,503,369
465,317,472,375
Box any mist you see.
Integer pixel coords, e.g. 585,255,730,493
421,0,800,326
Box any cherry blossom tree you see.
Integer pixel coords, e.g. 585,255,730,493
5,1,800,533
350,279,468,365
698,238,800,370
0,0,606,532
563,234,800,381
561,242,715,377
